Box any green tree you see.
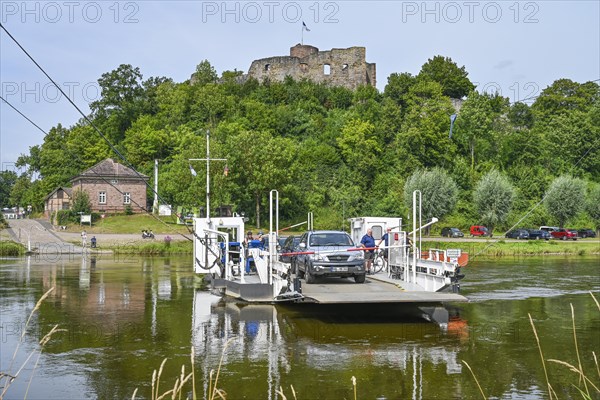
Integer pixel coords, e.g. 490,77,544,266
543,175,586,228
532,79,599,118
508,102,534,130
454,91,509,173
394,80,456,170
384,72,416,110
587,185,600,230
417,55,475,98
9,175,32,209
224,129,297,228
336,118,381,182
473,170,515,235
122,115,173,166
0,170,18,207
403,168,458,231
15,144,42,175
191,60,218,86
71,190,92,214
90,64,146,143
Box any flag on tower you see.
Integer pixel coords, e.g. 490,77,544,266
302,21,310,31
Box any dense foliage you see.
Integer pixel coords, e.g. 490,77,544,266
4,56,600,231
473,170,515,235
543,175,587,228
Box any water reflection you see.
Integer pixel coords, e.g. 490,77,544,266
192,292,467,399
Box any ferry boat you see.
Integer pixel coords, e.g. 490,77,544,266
193,190,468,305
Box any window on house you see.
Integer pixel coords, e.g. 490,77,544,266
124,192,131,204
323,64,331,75
99,191,106,204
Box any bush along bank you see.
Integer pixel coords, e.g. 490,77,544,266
108,238,192,255
0,240,26,256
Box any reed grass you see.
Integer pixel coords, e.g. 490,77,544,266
543,292,600,399
275,385,298,400
461,360,487,399
0,287,60,400
529,313,558,399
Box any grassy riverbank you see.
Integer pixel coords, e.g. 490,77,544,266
57,214,191,235
99,239,193,255
422,239,600,257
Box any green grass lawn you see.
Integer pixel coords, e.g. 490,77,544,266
66,214,192,235
422,238,600,257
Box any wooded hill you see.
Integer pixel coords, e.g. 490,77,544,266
4,56,600,233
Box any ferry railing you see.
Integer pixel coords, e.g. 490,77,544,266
203,228,230,279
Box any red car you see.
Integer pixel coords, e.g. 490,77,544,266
470,225,492,237
550,228,578,240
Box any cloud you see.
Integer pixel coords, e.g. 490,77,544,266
494,60,513,70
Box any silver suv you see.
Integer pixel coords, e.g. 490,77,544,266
295,230,366,284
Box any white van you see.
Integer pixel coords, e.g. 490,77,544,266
349,217,403,245
539,226,559,232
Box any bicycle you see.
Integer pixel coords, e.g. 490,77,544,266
371,249,387,274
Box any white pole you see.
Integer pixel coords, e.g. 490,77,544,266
206,130,210,221
412,190,420,284
153,159,158,213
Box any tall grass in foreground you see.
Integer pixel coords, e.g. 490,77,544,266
0,287,64,400
463,291,600,399
132,337,306,400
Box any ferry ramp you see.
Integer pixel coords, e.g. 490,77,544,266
299,274,467,304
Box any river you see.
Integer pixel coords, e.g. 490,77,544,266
0,254,598,399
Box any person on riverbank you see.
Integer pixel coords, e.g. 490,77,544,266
81,230,87,248
360,228,376,274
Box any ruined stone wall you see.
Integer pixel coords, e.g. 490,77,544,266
246,45,376,90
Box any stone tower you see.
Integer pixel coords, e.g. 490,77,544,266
245,44,376,89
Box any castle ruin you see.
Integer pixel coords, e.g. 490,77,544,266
245,44,376,89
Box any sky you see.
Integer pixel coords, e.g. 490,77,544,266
1,0,599,172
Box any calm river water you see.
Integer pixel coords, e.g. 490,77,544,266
0,254,598,399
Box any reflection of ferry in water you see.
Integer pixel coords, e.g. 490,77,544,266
193,190,468,305
192,292,468,399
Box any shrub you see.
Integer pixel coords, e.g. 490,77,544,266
0,240,26,256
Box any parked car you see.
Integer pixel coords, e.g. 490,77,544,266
505,229,530,240
441,227,464,238
470,225,492,237
578,229,597,238
550,228,578,240
279,235,301,264
296,230,365,284
527,229,552,240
